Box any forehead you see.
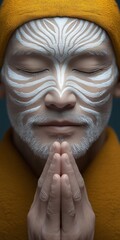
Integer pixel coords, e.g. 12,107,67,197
7,17,113,62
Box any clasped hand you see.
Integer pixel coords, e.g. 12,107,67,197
27,142,95,240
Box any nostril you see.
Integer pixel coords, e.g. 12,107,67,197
44,92,76,110
46,103,75,111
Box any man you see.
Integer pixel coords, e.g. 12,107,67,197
0,0,120,239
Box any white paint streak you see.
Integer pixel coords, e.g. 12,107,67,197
4,17,118,128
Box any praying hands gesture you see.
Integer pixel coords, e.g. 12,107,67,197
27,142,95,240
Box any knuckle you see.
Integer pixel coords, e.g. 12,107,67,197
50,188,56,198
67,207,75,217
73,190,81,201
39,189,48,202
46,206,54,216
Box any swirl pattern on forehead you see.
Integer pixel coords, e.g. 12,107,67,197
3,17,118,125
16,18,107,62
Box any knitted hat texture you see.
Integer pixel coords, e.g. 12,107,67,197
0,0,120,72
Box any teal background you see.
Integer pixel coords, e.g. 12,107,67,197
0,0,120,140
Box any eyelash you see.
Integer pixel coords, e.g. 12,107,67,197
17,69,49,75
17,68,106,76
73,68,105,75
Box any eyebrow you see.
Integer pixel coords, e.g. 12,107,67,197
12,49,45,57
80,49,109,57
12,48,110,60
71,48,111,62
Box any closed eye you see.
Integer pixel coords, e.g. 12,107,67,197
16,68,49,74
73,68,105,75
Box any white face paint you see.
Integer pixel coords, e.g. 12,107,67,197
1,17,119,161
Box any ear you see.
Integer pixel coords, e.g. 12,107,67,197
112,79,120,98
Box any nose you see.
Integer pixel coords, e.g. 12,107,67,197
44,91,76,111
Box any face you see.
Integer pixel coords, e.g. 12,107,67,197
1,17,119,161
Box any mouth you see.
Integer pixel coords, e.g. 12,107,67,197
33,120,87,127
33,121,87,136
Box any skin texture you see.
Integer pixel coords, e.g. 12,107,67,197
0,17,120,240
1,18,119,171
27,141,95,240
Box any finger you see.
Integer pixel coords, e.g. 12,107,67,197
39,153,60,202
61,142,93,207
45,174,60,232
61,174,75,232
61,142,84,188
61,153,81,202
38,141,61,189
33,142,61,204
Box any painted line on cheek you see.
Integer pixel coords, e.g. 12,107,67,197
6,75,55,88
16,105,41,127
63,86,111,106
66,74,114,88
79,105,100,116
66,82,106,98
89,67,112,81
8,67,30,81
21,105,41,115
8,87,56,107
14,82,56,98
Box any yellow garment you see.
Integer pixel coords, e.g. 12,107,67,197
0,127,120,239
0,0,120,72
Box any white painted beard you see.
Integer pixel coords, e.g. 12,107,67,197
7,104,112,162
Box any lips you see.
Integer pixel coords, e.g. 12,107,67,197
33,121,87,136
35,121,81,126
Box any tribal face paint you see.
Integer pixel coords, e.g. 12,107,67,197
1,17,119,161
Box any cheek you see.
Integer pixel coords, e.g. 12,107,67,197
4,65,57,108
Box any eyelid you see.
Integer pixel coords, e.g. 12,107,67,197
16,68,49,74
73,67,107,74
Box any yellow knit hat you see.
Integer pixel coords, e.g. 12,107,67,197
0,0,120,72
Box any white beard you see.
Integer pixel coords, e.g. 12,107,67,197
7,101,112,162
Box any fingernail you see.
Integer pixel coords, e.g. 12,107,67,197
53,174,58,182
53,153,60,164
64,174,69,184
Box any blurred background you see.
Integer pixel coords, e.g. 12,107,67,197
0,0,120,140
